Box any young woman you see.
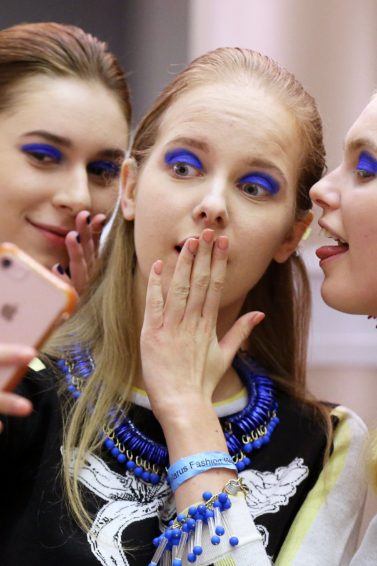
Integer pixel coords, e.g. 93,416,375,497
0,48,366,566
0,22,131,420
310,93,377,565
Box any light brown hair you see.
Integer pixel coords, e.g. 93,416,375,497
47,48,328,530
0,22,131,125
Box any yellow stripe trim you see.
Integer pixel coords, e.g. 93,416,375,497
214,557,236,566
275,406,351,564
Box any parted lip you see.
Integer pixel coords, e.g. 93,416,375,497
318,220,348,244
27,218,73,237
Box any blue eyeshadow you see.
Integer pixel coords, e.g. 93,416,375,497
21,143,62,161
165,148,203,170
356,151,377,174
239,172,280,194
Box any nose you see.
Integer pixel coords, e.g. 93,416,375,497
52,168,92,214
309,169,341,211
192,185,229,228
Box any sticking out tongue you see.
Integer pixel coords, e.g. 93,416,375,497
316,242,349,260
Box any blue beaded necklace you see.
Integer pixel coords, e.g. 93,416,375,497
56,347,279,485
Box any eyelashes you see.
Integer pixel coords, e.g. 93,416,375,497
21,143,62,162
87,160,121,182
238,173,280,196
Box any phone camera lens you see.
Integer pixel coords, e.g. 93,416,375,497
1,258,12,269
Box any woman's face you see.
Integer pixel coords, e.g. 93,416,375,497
310,96,377,316
123,83,308,317
0,75,128,268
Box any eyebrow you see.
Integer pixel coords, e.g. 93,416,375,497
166,136,210,153
22,130,125,160
345,137,377,155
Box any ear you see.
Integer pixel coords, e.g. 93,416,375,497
120,158,138,221
273,211,313,263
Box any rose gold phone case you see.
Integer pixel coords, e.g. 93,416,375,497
0,243,77,391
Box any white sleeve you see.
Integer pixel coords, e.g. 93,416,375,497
350,514,377,565
275,406,368,566
192,493,271,566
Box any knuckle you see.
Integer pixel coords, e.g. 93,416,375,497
171,284,190,298
210,277,225,293
194,273,210,289
150,297,164,311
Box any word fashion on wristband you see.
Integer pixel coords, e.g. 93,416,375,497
168,451,237,492
57,346,279,485
149,478,248,566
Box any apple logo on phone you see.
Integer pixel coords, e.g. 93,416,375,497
1,303,18,321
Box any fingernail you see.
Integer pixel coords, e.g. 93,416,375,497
76,234,81,244
14,398,31,411
188,238,199,254
203,229,214,243
86,214,91,224
57,263,65,275
217,236,228,250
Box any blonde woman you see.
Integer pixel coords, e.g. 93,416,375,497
0,48,366,565
0,22,131,421
310,93,377,565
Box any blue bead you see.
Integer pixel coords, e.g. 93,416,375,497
172,528,181,539
211,535,221,545
243,442,253,453
187,518,196,530
182,523,190,533
173,560,182,566
111,447,120,457
142,471,151,482
202,491,212,501
205,509,214,519
187,553,197,563
152,536,161,547
126,460,136,471
104,438,114,450
197,504,207,516
243,456,251,466
254,439,263,449
150,473,160,485
73,390,81,399
218,493,228,504
117,453,126,464
229,536,239,546
223,500,232,510
177,513,186,523
67,384,75,392
164,529,173,540
215,525,225,536
193,545,203,555
134,466,143,477
236,461,245,472
188,506,197,517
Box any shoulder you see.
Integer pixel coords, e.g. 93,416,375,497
330,404,368,449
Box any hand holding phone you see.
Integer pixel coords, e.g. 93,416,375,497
0,242,77,422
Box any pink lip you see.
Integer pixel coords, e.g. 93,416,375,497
27,219,72,247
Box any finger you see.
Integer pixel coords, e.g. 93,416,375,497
75,211,95,269
143,260,164,329
163,238,198,326
201,235,229,324
65,232,89,295
0,391,32,416
184,229,214,320
91,213,107,249
220,312,265,369
52,263,72,286
0,344,36,365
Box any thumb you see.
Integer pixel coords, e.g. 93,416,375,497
220,311,265,368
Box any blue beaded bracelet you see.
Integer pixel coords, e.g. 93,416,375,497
168,451,237,493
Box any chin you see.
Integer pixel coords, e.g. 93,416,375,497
321,283,375,316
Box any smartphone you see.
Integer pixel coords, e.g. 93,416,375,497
0,242,77,392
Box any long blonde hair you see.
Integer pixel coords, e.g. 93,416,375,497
47,48,327,530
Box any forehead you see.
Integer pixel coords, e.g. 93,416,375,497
5,75,128,148
158,83,300,160
346,97,377,147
